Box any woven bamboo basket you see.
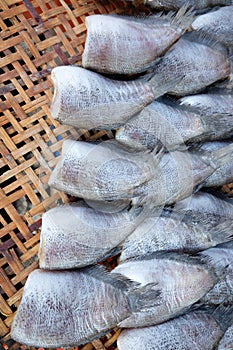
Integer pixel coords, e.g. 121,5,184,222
0,0,152,349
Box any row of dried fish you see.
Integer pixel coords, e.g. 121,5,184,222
11,243,233,347
11,4,233,350
48,139,233,204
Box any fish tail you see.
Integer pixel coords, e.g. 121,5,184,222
127,282,161,312
170,3,195,33
211,305,233,332
149,71,184,99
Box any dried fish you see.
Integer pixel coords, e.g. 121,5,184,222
117,306,233,350
192,6,233,47
133,143,233,207
179,90,233,115
51,65,181,130
39,201,146,269
48,139,162,201
217,323,233,350
151,33,230,96
119,210,233,262
11,267,160,348
116,98,233,151
199,242,233,305
113,252,224,327
129,0,233,10
197,142,233,187
82,6,194,74
174,191,233,226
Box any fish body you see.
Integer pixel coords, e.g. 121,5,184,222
113,253,221,327
199,244,233,305
197,142,233,187
50,66,178,130
39,202,145,269
116,99,233,151
11,267,159,348
82,7,194,74
133,144,233,207
117,307,233,350
217,324,233,350
174,191,233,226
119,210,233,262
152,33,230,96
192,6,233,47
135,0,233,10
48,139,162,201
179,91,233,115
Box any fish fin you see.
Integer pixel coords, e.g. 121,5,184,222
84,264,141,291
127,282,161,312
149,71,184,99
209,220,233,246
183,31,229,57
198,253,229,281
170,4,195,32
215,240,233,250
211,305,233,332
191,143,233,170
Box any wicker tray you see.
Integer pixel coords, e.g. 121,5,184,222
0,0,147,348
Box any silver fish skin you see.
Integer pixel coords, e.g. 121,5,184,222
179,91,233,115
116,98,233,151
50,65,180,130
174,191,233,227
113,252,223,328
48,139,162,201
192,6,233,47
199,244,233,305
119,211,233,263
135,0,233,10
117,307,233,350
133,143,233,207
11,267,160,348
197,142,233,187
39,201,146,269
82,6,194,75
152,33,230,96
217,323,233,350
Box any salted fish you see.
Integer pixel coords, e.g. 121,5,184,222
39,201,146,269
151,32,230,96
113,252,224,328
50,65,181,130
117,306,233,350
116,98,233,151
119,210,233,262
199,242,233,305
82,6,194,74
48,139,162,201
132,143,233,207
11,267,159,348
192,6,233,47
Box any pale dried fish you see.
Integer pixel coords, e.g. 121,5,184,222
117,306,233,350
48,139,162,201
39,201,146,269
82,6,194,74
11,267,160,348
51,65,181,130
113,252,224,327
